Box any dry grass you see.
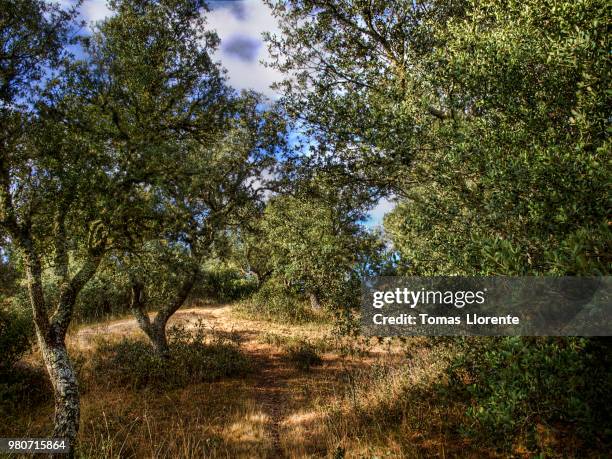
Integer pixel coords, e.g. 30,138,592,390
2,304,591,458
77,383,273,458
0,307,472,458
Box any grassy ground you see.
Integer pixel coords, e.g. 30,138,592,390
0,304,588,458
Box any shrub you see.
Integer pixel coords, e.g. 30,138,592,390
447,337,612,450
6,268,131,324
238,279,322,324
194,266,258,303
75,273,131,323
0,306,33,373
89,322,251,391
284,340,323,371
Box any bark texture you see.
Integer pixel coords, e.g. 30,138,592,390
2,136,105,454
20,224,104,452
38,336,80,444
22,249,102,452
131,266,199,357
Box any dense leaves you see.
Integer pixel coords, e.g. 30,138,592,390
267,0,611,452
0,0,609,454
267,0,610,276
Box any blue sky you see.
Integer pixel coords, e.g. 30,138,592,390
61,0,394,227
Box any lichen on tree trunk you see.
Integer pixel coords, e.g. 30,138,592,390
38,334,80,447
18,226,105,454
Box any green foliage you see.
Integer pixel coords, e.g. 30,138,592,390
90,322,250,391
0,306,33,373
259,194,357,303
74,271,131,322
73,0,283,341
239,279,320,324
267,6,612,453
4,260,131,324
0,0,75,106
380,0,610,275
239,191,386,314
447,337,612,449
197,264,258,303
1,0,609,452
268,0,610,276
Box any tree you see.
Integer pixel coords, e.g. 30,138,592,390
125,93,282,357
0,0,104,447
242,174,385,312
69,0,286,358
267,3,611,447
265,0,461,193
382,0,610,275
267,0,610,276
72,0,226,357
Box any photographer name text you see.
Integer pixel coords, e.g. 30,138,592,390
370,288,520,326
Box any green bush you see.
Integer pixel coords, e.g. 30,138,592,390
5,268,131,324
90,322,251,391
238,279,322,324
74,273,131,323
447,337,612,450
196,266,258,303
0,306,33,373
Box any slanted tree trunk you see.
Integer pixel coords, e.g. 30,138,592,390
20,231,104,454
131,266,199,358
23,250,82,447
2,136,105,456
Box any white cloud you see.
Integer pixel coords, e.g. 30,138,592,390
56,0,112,26
207,0,283,98
60,0,283,96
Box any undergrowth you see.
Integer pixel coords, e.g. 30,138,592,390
88,322,251,391
235,281,328,324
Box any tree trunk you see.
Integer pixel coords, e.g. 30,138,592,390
150,324,170,357
24,247,81,453
130,280,171,358
38,333,80,448
309,292,321,310
23,238,103,454
131,266,199,359
2,160,104,455
143,320,170,358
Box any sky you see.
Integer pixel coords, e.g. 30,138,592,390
65,0,284,97
64,0,394,227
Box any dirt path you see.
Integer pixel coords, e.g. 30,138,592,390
72,305,407,457
250,349,288,458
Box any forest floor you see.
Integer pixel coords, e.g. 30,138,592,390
4,304,496,458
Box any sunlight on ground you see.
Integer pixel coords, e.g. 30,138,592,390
7,303,498,458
